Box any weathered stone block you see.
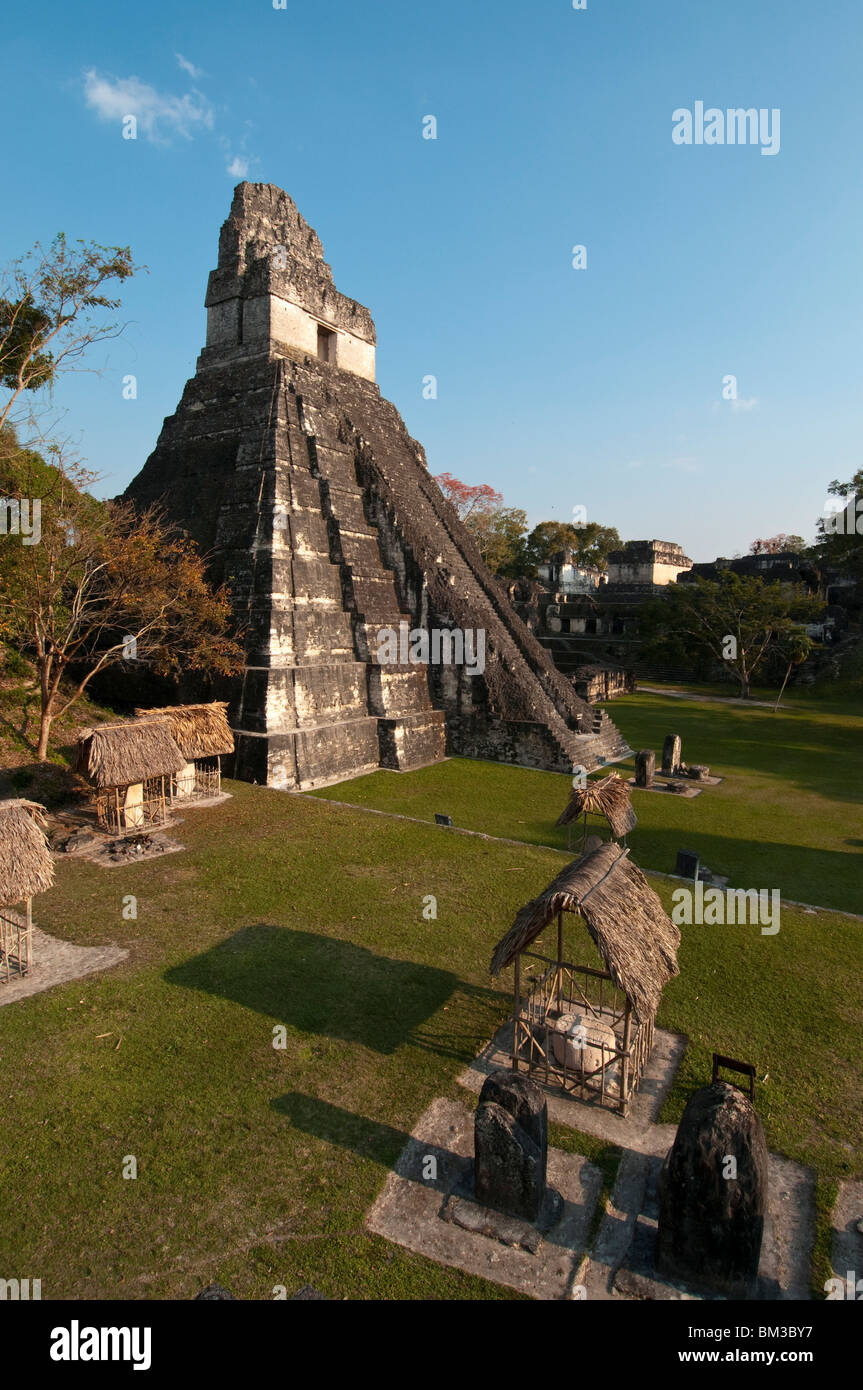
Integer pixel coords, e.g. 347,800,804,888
656,1080,768,1297
635,748,655,786
550,1012,617,1073
474,1070,548,1223
662,734,682,776
675,848,700,879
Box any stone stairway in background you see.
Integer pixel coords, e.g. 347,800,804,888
570,708,631,769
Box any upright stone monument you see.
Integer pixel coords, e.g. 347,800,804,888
662,734,682,776
124,183,627,791
473,1070,548,1223
635,749,655,787
656,1080,768,1297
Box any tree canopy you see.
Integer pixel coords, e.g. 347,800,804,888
433,472,620,579
812,468,863,586
640,571,822,697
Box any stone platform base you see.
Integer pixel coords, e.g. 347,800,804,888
172,792,232,811
626,779,703,798
830,1180,863,1297
592,1149,816,1302
366,1097,602,1299
0,927,128,1008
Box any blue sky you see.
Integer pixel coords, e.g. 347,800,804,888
2,0,861,561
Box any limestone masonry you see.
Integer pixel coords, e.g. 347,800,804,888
125,183,628,789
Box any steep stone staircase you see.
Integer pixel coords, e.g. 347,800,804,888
228,365,445,789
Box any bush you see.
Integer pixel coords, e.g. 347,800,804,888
1,643,31,678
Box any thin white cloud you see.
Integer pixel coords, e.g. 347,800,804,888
175,53,204,80
227,155,250,178
730,396,759,413
662,456,699,474
83,69,214,143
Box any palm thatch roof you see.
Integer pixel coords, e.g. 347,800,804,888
0,799,54,906
134,702,234,760
74,720,185,789
490,841,680,1023
556,770,637,839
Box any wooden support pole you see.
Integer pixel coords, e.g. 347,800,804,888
512,953,521,1072
620,998,633,1114
555,908,564,1012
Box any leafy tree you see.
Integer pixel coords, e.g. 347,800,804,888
433,472,529,574
0,435,243,760
0,233,140,437
812,468,863,585
641,572,822,698
0,298,53,393
523,520,620,575
469,506,528,577
749,534,808,555
434,472,503,524
432,474,620,579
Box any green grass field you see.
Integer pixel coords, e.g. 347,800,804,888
0,687,860,1299
312,689,863,915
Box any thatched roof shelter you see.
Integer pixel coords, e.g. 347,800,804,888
74,721,185,789
490,842,679,1023
0,799,54,906
556,770,637,839
134,702,234,761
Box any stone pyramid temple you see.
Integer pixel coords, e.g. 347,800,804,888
125,183,629,790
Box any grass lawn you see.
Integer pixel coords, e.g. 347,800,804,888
311,689,863,916
0,765,861,1300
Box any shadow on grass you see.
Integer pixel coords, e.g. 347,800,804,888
272,1092,415,1168
627,825,862,909
165,923,501,1058
610,700,863,807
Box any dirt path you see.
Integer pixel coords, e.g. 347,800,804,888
638,685,786,709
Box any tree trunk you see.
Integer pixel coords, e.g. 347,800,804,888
774,661,793,713
36,710,52,761
37,676,57,762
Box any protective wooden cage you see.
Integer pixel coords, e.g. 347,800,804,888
172,756,222,803
510,922,655,1117
95,775,173,835
491,842,679,1118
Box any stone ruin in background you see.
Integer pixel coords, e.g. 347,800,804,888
124,183,628,791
